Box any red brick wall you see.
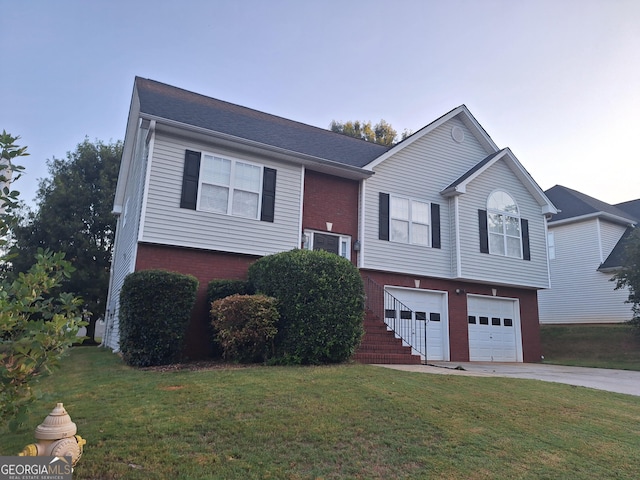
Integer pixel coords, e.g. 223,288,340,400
135,243,259,359
361,269,542,362
302,170,359,264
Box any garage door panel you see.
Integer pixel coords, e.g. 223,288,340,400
468,296,520,362
385,288,448,361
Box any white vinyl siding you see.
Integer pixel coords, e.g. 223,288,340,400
140,133,302,256
363,117,486,277
363,116,549,288
458,160,550,288
539,220,633,324
103,123,148,351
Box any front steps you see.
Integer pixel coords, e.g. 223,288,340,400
352,312,422,364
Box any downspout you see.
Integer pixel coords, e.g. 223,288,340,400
454,195,462,278
358,179,367,268
595,217,604,264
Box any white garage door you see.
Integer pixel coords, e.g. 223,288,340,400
467,296,521,362
385,288,449,361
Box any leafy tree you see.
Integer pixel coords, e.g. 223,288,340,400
0,132,84,429
613,228,640,331
10,139,122,341
329,119,411,146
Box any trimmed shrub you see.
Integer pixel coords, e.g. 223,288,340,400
206,279,253,305
248,249,364,364
211,294,279,363
119,269,198,367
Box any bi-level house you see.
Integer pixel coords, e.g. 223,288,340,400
538,185,638,324
103,77,557,363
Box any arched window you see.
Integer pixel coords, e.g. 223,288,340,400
487,190,522,258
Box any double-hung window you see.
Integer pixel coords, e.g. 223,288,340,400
487,190,522,258
390,196,430,246
199,154,262,219
180,149,276,222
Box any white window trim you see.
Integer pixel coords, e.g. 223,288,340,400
197,151,264,220
487,190,522,259
390,195,431,246
303,229,351,260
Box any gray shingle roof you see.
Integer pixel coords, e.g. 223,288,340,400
442,150,504,193
545,185,636,224
135,77,390,168
598,226,635,271
615,199,640,222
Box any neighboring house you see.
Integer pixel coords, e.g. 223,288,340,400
539,185,638,324
103,77,557,363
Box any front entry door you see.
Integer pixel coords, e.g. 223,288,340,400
313,233,339,255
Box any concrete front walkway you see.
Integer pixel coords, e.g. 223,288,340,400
375,362,640,397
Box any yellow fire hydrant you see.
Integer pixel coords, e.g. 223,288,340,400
18,403,86,467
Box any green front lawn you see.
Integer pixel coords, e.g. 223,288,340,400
2,347,639,479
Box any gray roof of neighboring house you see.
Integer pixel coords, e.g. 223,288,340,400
615,199,640,222
598,226,635,271
545,185,637,224
135,77,390,168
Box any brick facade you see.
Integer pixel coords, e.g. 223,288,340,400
302,170,360,264
135,243,259,358
134,243,541,362
361,269,542,362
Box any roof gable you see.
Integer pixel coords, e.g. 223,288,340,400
545,185,637,226
363,105,498,170
135,77,389,168
441,148,557,215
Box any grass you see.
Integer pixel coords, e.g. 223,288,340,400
541,323,640,370
2,347,640,479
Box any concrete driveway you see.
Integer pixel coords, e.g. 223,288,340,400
376,362,640,397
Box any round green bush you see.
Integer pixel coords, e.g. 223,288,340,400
248,249,364,364
119,269,198,367
211,294,279,363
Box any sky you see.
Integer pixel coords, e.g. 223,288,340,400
3,0,640,208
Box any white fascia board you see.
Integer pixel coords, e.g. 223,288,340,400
143,114,374,181
363,105,499,171
113,86,141,213
442,148,558,215
548,212,636,228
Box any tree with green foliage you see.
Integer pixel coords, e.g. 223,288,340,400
329,119,411,146
9,139,122,342
613,228,640,331
0,132,84,429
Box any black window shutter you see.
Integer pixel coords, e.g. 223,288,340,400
478,209,489,254
431,203,441,249
521,218,530,261
379,193,390,241
260,167,277,222
180,150,201,210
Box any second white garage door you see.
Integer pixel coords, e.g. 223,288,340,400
467,295,522,362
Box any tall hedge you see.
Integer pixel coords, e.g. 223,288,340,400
248,249,364,364
119,269,198,367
